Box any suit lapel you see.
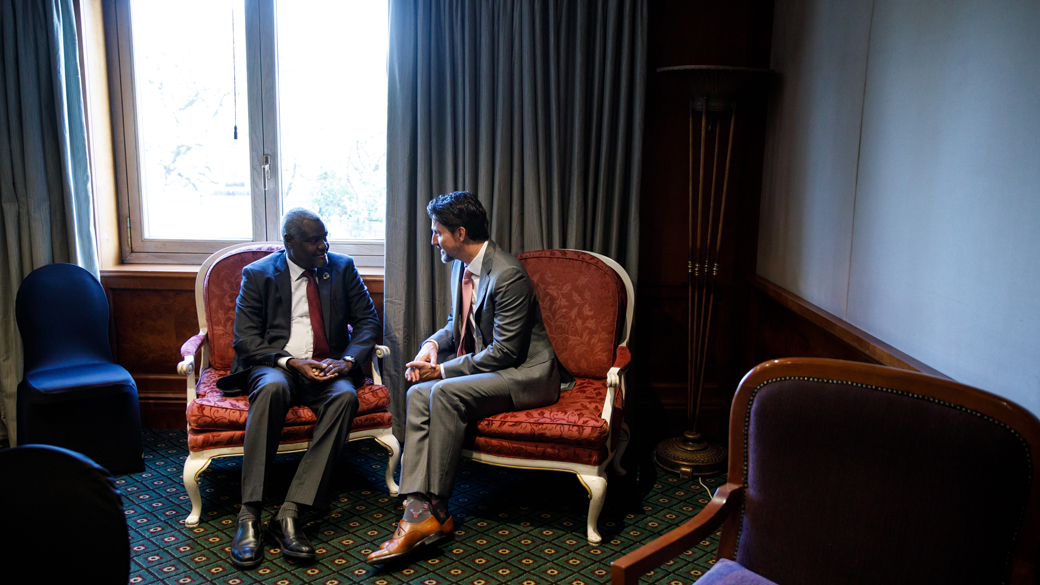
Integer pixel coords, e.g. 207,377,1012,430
274,252,292,327
473,240,496,318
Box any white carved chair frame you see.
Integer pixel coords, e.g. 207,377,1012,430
176,242,401,527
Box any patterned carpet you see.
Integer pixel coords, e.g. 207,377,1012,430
119,429,724,584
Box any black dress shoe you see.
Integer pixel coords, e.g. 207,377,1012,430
230,516,264,569
268,516,316,561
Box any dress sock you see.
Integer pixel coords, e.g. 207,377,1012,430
276,501,300,521
239,502,261,522
429,494,450,524
403,493,433,523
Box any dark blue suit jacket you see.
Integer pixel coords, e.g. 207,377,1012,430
217,250,379,393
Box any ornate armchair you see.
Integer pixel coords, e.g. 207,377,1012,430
176,242,400,526
461,249,634,544
611,358,1040,585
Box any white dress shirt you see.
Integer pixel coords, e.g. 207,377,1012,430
277,256,318,369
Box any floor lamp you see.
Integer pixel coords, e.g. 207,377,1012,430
654,65,772,478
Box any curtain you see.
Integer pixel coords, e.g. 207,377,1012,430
384,0,646,438
0,0,99,444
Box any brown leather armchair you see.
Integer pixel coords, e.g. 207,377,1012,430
612,358,1040,584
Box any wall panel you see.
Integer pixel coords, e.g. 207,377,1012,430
758,0,1040,418
848,0,1040,415
756,0,873,317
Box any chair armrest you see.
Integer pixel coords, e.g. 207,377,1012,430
610,482,743,585
606,345,632,391
612,345,631,372
369,345,390,385
180,332,206,357
602,345,633,421
178,332,206,376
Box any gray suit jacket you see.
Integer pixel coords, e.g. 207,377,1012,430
427,240,559,410
217,250,380,394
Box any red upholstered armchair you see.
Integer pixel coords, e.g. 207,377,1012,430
612,358,1040,585
460,249,634,544
176,243,400,527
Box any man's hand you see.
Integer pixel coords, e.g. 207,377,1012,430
288,358,329,381
318,358,352,379
405,341,439,383
404,361,442,383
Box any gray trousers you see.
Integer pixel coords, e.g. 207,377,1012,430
399,372,514,498
241,366,359,506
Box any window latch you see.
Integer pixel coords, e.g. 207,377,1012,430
262,155,271,191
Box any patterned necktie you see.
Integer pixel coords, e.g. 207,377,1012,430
304,270,330,360
456,269,474,357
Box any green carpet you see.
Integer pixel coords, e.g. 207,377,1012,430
120,429,723,584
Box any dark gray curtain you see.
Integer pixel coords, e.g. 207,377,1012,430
0,0,99,444
384,0,646,438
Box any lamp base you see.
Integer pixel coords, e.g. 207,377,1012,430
654,431,727,478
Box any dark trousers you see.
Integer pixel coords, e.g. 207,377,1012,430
241,366,358,506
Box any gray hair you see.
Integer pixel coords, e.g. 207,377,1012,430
281,207,322,243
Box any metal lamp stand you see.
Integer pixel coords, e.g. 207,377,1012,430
653,66,771,478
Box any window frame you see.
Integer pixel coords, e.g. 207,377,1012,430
102,0,385,265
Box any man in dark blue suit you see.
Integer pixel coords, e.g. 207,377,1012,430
222,208,380,569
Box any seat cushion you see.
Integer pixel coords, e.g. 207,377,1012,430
22,363,136,401
473,378,611,448
465,376,625,466
186,368,390,432
697,559,778,585
465,435,610,466
187,411,392,452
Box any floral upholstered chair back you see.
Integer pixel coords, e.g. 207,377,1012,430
517,250,628,380
203,244,283,373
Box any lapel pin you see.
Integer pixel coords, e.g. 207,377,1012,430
322,271,330,280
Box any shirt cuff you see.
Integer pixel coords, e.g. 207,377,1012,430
278,356,292,370
440,364,446,379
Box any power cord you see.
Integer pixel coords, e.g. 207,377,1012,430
698,476,714,500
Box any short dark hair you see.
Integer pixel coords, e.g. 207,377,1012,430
426,191,489,242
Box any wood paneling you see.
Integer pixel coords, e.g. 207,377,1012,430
743,275,949,379
100,267,385,429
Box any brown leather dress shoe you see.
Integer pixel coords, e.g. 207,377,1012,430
365,515,454,566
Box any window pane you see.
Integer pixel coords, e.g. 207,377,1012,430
130,0,251,240
276,0,388,241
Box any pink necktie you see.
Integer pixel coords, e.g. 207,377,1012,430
457,269,474,357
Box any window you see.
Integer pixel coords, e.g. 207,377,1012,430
104,0,387,265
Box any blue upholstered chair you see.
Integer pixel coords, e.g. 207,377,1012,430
0,444,129,581
15,263,143,474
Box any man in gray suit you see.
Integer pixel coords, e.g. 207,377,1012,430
366,191,559,565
